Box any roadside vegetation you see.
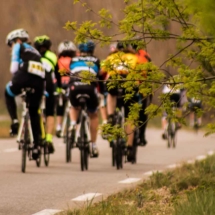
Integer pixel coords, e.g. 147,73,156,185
58,154,215,215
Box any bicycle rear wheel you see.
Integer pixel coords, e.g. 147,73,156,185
22,121,29,173
112,143,116,167
115,138,123,170
65,115,72,163
80,115,89,171
36,147,42,167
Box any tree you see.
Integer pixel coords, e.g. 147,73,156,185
65,0,215,136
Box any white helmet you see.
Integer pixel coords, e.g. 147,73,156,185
109,42,117,53
58,40,76,54
6,29,29,46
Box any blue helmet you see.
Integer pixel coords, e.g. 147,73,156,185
78,40,95,53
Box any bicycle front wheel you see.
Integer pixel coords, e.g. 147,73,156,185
43,143,50,166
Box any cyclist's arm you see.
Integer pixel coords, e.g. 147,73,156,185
54,64,62,89
10,43,21,74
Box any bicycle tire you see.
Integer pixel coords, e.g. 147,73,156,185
131,130,138,164
115,138,123,170
66,115,71,163
43,143,50,166
36,147,42,167
22,120,29,173
80,114,88,171
167,122,172,148
112,144,116,167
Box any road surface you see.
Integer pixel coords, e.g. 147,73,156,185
0,128,214,215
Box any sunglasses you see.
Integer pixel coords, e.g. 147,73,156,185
8,40,14,47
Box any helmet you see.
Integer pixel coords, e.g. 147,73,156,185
58,40,77,54
78,40,95,53
34,35,52,50
109,43,117,53
6,29,29,47
116,41,130,50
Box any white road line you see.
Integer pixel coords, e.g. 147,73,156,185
208,150,214,156
72,193,102,201
57,143,64,148
118,178,141,184
31,209,62,215
4,148,18,153
187,160,195,164
196,155,206,161
167,164,180,169
143,170,162,176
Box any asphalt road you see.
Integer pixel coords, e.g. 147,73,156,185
0,128,214,215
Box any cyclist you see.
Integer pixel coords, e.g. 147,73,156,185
69,40,100,158
99,43,117,125
55,40,77,137
34,35,61,153
132,43,152,146
161,84,182,139
102,41,141,162
188,97,202,127
5,29,45,159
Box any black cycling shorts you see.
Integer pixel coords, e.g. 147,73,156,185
69,82,99,113
170,93,181,108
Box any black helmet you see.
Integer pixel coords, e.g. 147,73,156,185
34,35,52,50
116,41,130,51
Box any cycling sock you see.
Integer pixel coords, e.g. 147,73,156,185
70,121,76,127
92,143,97,148
56,124,61,131
46,133,53,142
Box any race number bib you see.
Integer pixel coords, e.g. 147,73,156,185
28,61,45,78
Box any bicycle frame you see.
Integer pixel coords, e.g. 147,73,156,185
75,108,91,144
17,95,34,144
60,99,71,138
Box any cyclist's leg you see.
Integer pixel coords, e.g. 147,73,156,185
45,73,55,153
99,93,108,124
86,86,99,157
28,78,44,159
139,96,150,146
56,83,68,136
69,83,81,127
106,86,118,125
4,71,27,135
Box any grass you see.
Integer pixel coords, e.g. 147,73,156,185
0,120,11,138
57,154,215,215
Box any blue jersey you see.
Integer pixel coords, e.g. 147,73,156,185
10,43,44,78
70,56,100,77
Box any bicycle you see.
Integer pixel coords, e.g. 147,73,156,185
17,88,42,173
40,92,50,167
73,94,91,171
166,107,177,148
111,89,127,170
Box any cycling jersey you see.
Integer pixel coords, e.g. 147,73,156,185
58,56,72,85
136,49,151,63
70,56,100,76
41,50,57,73
102,51,138,76
162,84,180,94
10,43,44,78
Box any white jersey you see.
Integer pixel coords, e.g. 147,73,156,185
162,84,180,94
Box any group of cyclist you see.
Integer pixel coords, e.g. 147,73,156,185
4,28,202,164
4,28,153,163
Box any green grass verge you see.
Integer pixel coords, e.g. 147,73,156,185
57,154,215,215
0,120,11,138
